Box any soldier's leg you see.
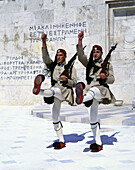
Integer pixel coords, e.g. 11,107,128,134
89,99,101,145
89,99,103,152
51,87,65,101
34,86,64,104
32,74,64,101
32,74,53,97
52,97,65,149
83,87,104,151
41,88,65,103
83,86,104,107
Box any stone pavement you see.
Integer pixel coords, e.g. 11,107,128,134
0,105,135,170
31,103,135,126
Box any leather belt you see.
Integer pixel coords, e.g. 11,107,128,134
93,78,100,82
56,80,64,84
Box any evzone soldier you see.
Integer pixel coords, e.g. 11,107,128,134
75,31,116,152
32,33,77,149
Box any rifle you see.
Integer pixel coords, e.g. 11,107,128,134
100,43,117,74
60,45,87,77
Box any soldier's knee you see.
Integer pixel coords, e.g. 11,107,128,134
83,99,93,107
43,96,54,104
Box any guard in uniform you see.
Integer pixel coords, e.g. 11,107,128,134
33,33,77,149
75,31,116,152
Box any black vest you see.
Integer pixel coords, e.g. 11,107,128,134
50,61,73,87
86,52,103,85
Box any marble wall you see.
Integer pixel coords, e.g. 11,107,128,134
106,0,135,104
0,0,134,105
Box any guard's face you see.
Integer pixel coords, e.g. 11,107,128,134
57,52,66,63
93,50,103,60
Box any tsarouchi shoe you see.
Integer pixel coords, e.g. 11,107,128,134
90,143,103,152
75,82,84,104
33,74,45,95
53,142,66,149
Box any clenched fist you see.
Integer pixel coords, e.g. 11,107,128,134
78,31,84,40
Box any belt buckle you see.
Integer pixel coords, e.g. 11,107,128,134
93,78,97,82
57,80,61,84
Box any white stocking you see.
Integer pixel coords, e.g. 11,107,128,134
89,99,102,145
52,98,64,143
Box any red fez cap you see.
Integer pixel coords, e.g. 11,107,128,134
92,45,102,52
57,49,67,56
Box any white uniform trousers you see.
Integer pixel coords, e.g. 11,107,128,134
39,87,65,143
83,87,104,145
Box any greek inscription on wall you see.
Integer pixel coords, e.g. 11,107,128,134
0,21,87,81
0,56,44,81
29,21,87,43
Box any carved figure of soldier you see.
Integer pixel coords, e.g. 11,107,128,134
75,31,116,152
33,33,77,149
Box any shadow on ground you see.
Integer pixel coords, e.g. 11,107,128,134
83,131,120,152
46,131,90,148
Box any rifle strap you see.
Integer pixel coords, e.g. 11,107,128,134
68,62,74,79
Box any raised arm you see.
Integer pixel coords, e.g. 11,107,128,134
41,33,53,66
41,33,47,49
76,31,88,67
78,31,84,46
